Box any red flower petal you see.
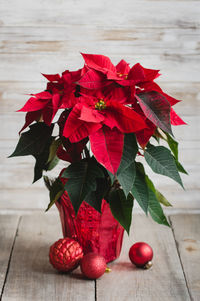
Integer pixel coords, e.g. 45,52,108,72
61,92,78,109
79,105,105,123
136,120,156,148
63,104,102,142
42,73,61,82
43,107,54,126
116,59,130,75
18,97,49,112
142,66,160,81
171,108,187,125
89,126,124,174
19,111,41,134
104,85,128,104
57,145,74,163
138,81,181,106
42,93,61,126
81,53,116,74
128,63,145,83
77,69,110,89
32,91,52,99
104,101,147,133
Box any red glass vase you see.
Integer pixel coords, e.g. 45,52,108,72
56,192,124,263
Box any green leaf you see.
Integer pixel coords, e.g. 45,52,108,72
109,189,134,234
175,160,188,175
117,133,138,174
63,158,105,214
33,143,51,182
118,162,136,197
85,177,109,213
155,190,172,207
117,133,138,197
131,163,149,214
9,122,54,182
9,122,54,157
107,170,115,184
166,133,178,160
165,133,188,175
145,176,172,207
47,155,59,171
148,188,170,226
144,144,183,188
47,138,62,163
44,176,64,211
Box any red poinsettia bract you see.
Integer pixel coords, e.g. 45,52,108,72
62,89,147,173
17,52,186,173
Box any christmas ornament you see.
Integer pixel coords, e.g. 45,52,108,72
80,253,107,279
49,237,83,272
129,242,153,269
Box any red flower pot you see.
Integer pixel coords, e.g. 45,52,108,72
56,192,124,263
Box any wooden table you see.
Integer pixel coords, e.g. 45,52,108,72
0,213,199,301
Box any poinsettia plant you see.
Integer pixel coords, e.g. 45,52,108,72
10,53,187,233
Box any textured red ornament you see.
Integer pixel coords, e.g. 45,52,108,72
80,253,107,279
129,242,153,267
49,238,83,272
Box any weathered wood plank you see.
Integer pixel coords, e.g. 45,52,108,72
0,53,199,82
0,27,199,56
170,214,200,301
97,214,191,301
0,215,19,295
0,0,199,28
1,215,95,301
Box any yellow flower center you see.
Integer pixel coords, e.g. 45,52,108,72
95,99,106,110
117,72,128,79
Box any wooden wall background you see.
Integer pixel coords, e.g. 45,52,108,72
0,0,199,212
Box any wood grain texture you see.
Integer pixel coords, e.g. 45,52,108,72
1,214,95,301
97,214,191,301
0,0,199,210
170,214,200,301
0,0,199,28
0,27,199,56
0,215,19,295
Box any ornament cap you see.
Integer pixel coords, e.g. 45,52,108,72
144,261,153,269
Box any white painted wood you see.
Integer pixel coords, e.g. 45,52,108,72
1,214,95,301
0,27,199,56
0,0,199,211
0,0,199,28
170,214,200,301
97,214,191,301
0,215,19,294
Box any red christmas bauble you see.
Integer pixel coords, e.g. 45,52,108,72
80,253,107,279
49,238,83,272
129,242,153,268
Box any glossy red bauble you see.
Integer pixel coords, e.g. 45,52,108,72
80,253,107,279
129,242,153,267
49,237,83,272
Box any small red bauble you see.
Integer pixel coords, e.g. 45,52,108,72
129,242,153,268
49,238,83,272
80,253,107,279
